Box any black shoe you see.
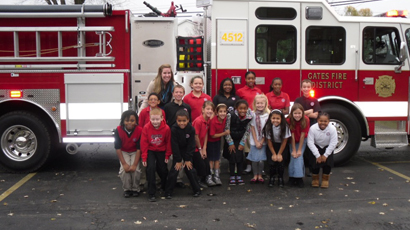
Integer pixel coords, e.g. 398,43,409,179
193,191,201,197
278,177,284,188
287,177,295,187
165,194,172,199
306,172,312,177
148,195,156,202
124,191,132,198
297,178,304,188
198,180,208,188
132,191,140,197
268,177,275,187
176,182,186,188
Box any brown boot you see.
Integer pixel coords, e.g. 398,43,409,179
321,174,330,188
311,174,320,188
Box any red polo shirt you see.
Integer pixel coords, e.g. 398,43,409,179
287,116,310,143
266,91,290,110
192,115,209,151
183,91,211,121
208,116,226,142
236,85,262,110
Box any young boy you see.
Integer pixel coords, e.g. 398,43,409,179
164,85,192,127
141,108,172,202
139,93,166,128
165,109,201,198
164,85,192,188
294,79,321,177
114,110,142,198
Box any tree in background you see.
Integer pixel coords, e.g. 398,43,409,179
345,6,372,16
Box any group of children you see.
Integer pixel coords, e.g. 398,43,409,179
114,73,338,202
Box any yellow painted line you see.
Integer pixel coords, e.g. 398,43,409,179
360,158,410,181
0,172,37,202
372,161,410,164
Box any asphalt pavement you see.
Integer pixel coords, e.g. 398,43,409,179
1,141,410,230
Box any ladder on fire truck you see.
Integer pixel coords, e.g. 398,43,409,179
0,4,116,70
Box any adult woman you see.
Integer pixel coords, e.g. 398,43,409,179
265,77,290,115
212,78,240,112
139,64,178,112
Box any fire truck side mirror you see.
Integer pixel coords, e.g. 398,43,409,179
399,42,408,62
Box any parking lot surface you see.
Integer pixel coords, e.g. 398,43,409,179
1,141,410,229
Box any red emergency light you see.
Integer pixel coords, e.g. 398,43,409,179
385,10,408,17
10,90,22,98
309,89,315,98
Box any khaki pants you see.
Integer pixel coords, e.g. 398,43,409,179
119,151,141,192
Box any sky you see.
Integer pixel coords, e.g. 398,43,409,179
0,0,408,16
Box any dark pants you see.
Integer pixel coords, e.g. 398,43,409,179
192,151,210,179
312,165,331,174
166,161,200,195
147,151,168,196
226,141,244,176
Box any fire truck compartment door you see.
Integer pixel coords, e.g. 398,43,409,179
64,73,124,136
215,18,248,70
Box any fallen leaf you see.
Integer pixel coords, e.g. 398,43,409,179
270,204,273,207
322,220,328,224
331,210,333,212
338,188,344,190
351,182,356,184
50,200,57,203
8,213,13,216
51,218,56,221
289,205,294,208
310,212,315,215
354,190,360,192
0,180,5,182
389,222,394,225
346,177,354,180
344,184,349,187
383,203,388,207
24,195,28,198
121,219,125,222
134,221,142,225
251,211,256,214
247,189,252,193
319,193,323,196
112,187,117,190
296,197,300,200
377,198,379,200
32,188,35,191
348,210,351,212
179,205,187,208
223,202,226,205
368,201,376,204
345,195,348,197
389,177,393,180
245,223,256,228
390,209,394,211
227,187,231,191
4,202,8,206
278,207,283,210
57,213,62,216
143,217,147,220
154,220,158,223
379,212,385,215
315,226,319,229
60,194,64,196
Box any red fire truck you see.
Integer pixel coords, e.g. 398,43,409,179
0,0,409,172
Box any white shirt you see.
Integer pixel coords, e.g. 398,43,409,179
307,123,338,158
267,125,291,143
249,112,269,145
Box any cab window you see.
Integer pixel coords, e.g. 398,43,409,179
305,26,346,65
255,25,296,64
363,27,401,64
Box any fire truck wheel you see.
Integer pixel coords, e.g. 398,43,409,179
0,111,51,173
322,104,361,166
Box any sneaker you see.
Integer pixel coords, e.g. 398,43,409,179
148,195,156,202
132,191,140,197
165,194,172,199
213,175,222,186
236,176,245,185
198,180,208,188
243,165,252,175
123,190,132,198
278,177,284,188
206,175,216,187
229,176,236,186
193,191,201,197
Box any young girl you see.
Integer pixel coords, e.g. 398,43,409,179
192,101,215,187
213,78,241,112
247,95,270,184
114,110,142,198
183,76,212,121
287,103,310,188
208,104,229,185
307,112,337,188
139,93,166,128
263,109,291,188
224,99,253,186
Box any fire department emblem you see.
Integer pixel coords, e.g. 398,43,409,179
375,75,395,98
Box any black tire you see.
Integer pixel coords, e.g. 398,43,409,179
0,111,51,173
321,104,362,166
